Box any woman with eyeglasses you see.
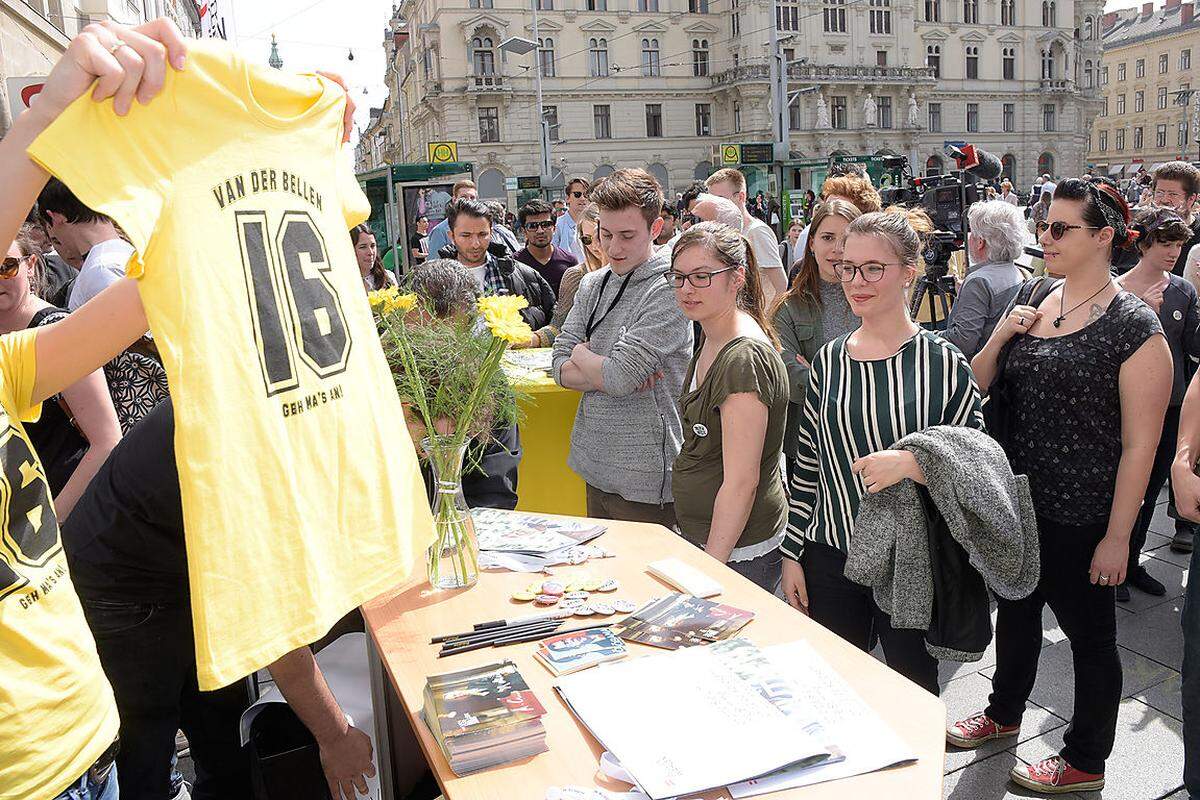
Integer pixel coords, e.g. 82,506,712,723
668,222,789,592
949,179,1171,795
770,199,861,470
1114,206,1200,602
780,207,984,695
0,227,120,519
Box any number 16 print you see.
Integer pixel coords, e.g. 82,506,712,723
236,210,353,396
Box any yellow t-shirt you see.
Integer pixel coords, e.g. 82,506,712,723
28,40,434,689
0,329,119,800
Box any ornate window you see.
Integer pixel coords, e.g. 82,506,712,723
641,38,661,76
588,38,609,77
692,39,710,76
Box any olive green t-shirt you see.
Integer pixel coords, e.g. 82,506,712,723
672,336,790,551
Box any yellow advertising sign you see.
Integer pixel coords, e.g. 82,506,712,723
720,143,741,165
428,141,458,164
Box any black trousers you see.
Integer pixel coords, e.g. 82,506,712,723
802,541,940,696
1128,403,1180,570
81,597,252,800
986,515,1121,775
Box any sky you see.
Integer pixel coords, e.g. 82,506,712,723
228,0,396,144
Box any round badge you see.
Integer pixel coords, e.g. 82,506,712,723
541,581,565,597
565,591,591,600
584,578,605,592
1175,309,1184,321
574,605,597,616
534,594,561,606
597,579,620,593
511,590,537,602
591,602,615,616
612,599,638,613
693,423,709,438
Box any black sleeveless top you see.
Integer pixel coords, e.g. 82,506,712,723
25,307,89,495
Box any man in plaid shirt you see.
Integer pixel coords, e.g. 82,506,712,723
442,199,556,330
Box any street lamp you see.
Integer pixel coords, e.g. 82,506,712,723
501,27,553,184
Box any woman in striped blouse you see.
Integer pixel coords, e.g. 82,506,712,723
780,208,985,695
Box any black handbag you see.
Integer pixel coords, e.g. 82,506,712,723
982,277,1058,455
919,487,992,659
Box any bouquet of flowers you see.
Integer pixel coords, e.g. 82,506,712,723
369,286,533,589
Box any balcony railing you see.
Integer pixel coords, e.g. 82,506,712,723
470,74,507,91
1040,78,1075,92
787,64,938,83
712,63,937,87
710,64,770,86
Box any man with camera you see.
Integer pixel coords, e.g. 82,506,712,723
941,200,1028,359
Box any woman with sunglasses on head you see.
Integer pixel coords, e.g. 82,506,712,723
1114,206,1200,602
780,207,984,695
669,222,789,591
770,199,861,472
950,179,1171,795
0,227,120,520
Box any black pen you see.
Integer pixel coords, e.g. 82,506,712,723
432,610,571,643
436,618,566,647
438,621,563,657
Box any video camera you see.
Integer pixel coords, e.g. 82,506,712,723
878,144,1004,325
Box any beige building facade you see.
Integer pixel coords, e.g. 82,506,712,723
360,0,1101,202
1088,0,1200,178
0,0,200,135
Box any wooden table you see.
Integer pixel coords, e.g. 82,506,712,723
505,351,586,517
362,519,946,799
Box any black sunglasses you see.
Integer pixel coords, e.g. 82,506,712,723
526,220,555,230
568,190,586,199
1036,221,1102,240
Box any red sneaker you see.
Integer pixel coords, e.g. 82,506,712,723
946,712,1020,749
1010,755,1105,794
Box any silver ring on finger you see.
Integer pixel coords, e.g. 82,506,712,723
1099,575,1109,583
109,39,128,55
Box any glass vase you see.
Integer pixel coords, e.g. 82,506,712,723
423,436,480,590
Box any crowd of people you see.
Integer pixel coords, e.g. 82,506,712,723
360,154,1200,795
4,15,1200,800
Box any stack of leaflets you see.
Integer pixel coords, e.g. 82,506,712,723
554,638,834,799
472,509,608,572
534,627,628,675
609,594,754,650
472,509,606,554
422,660,549,775
502,348,554,377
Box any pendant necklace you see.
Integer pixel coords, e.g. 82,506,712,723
1054,281,1111,328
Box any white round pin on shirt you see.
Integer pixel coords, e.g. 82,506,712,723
693,423,708,437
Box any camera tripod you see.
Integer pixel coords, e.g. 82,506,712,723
909,269,958,330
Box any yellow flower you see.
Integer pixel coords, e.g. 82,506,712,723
477,296,533,345
368,286,400,313
385,293,418,315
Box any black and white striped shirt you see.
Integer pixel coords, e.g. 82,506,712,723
781,329,985,560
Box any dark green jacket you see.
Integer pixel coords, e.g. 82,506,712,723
772,297,826,461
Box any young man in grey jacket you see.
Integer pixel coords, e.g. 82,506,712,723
552,169,693,527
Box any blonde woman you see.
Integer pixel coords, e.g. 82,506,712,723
781,207,985,696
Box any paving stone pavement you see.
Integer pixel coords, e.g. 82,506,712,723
941,497,1189,800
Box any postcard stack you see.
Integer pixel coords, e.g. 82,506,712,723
422,660,548,775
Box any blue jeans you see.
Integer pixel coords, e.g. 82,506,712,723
52,767,118,800
1184,542,1200,798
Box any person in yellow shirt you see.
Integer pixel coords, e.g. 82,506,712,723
0,20,188,800
1,18,391,800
